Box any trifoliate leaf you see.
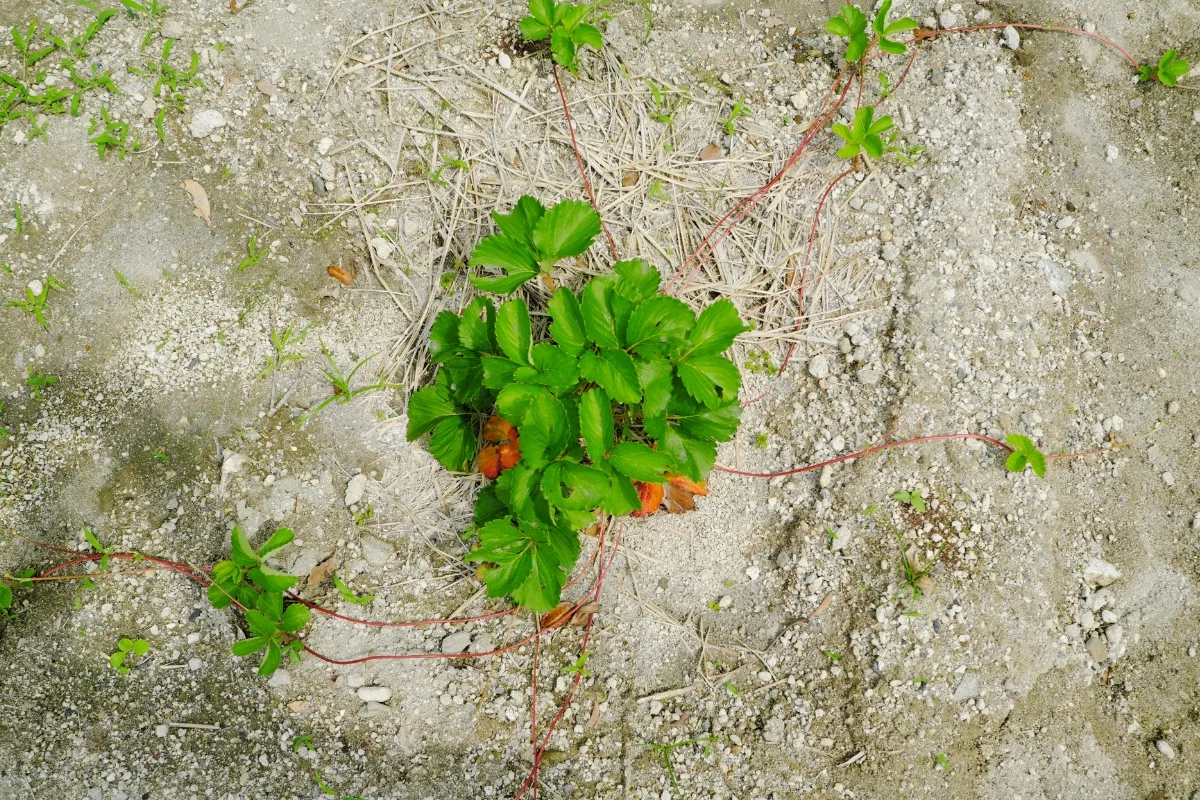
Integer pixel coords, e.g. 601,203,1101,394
469,235,539,293
406,383,463,440
608,442,672,482
257,527,294,559
624,295,695,355
428,311,460,364
548,288,588,355
685,298,747,357
457,297,496,353
541,460,611,510
482,355,521,390
656,426,716,483
579,387,613,464
429,415,476,472
677,353,741,408
572,22,603,50
246,609,278,638
514,343,579,391
517,393,570,468
496,298,533,366
467,516,579,612
531,200,600,266
673,398,742,442
579,348,642,404
493,195,546,246
612,259,661,303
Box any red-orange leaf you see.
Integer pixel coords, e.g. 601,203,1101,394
478,445,502,479
541,602,573,629
498,439,521,469
482,414,518,443
631,481,665,517
666,473,708,496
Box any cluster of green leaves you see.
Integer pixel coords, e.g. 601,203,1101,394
0,568,35,616
4,276,63,331
824,0,916,62
237,234,268,272
519,0,603,74
25,366,58,401
408,249,748,611
721,98,750,137
207,527,309,676
1138,50,1189,86
88,105,137,160
301,342,393,422
109,637,149,675
260,323,309,377
120,0,170,19
1004,434,1046,477
645,78,688,126
833,106,894,160
891,488,926,512
468,195,601,293
128,38,203,113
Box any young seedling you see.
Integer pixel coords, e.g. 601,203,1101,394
824,649,842,661
895,532,944,601
870,0,918,55
1004,434,1046,477
207,527,308,677
5,275,63,331
833,107,894,160
260,323,309,378
1138,50,1190,86
332,574,374,605
754,433,768,449
935,752,951,770
301,342,393,422
87,105,136,160
235,235,268,272
0,401,9,439
113,269,137,295
825,1,916,62
292,733,315,752
351,503,374,526
721,98,750,137
120,0,170,18
109,637,149,675
639,736,719,794
83,526,114,571
892,489,926,512
561,650,590,677
25,366,58,401
645,78,687,125
467,195,601,292
0,569,35,617
519,0,604,75
128,39,204,112
151,449,169,466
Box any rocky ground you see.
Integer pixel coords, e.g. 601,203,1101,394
1,0,1199,798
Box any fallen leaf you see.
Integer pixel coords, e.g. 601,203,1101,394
664,483,695,513
180,179,212,227
581,520,602,538
497,439,521,470
621,171,640,187
807,592,833,621
569,601,600,626
256,79,278,96
914,26,938,39
631,481,664,517
327,264,355,285
699,143,722,161
541,602,574,629
482,414,518,443
478,445,503,480
666,473,707,496
586,698,601,728
307,555,337,586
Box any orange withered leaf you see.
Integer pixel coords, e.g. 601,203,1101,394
665,483,695,514
541,602,573,629
478,445,502,479
498,439,521,469
482,414,518,443
666,473,708,496
327,264,355,285
631,481,665,517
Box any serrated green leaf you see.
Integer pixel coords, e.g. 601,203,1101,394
551,26,576,69
494,195,547,247
845,33,867,62
541,460,611,511
231,526,259,567
624,295,695,355
602,468,642,516
248,565,298,593
572,22,603,50
467,516,579,612
0,584,11,610
863,135,884,159
246,609,278,638
482,355,521,390
429,416,476,472
1006,451,1027,473
1028,448,1047,477
656,426,716,483
608,442,672,482
468,235,539,292
579,348,642,404
638,357,674,436
406,383,463,440
580,277,620,348
232,636,268,657
280,602,311,632
259,638,282,676
474,483,510,525
579,387,613,463
612,259,661,302
237,584,261,609
520,16,551,40
428,311,460,364
515,343,579,391
211,559,241,587
878,38,906,55
548,288,588,355
257,527,294,559
532,200,601,265
528,0,555,26
517,393,570,467
258,590,283,621
457,297,495,353
1005,434,1033,452
885,18,917,35
503,462,543,519
685,299,747,357
673,398,742,442
556,2,588,28
207,582,233,608
677,354,741,408
496,298,533,365
496,383,553,423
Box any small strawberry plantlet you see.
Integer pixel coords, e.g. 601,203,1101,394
870,0,918,55
824,649,842,661
892,489,926,512
1138,50,1190,86
467,195,602,292
207,527,309,677
935,752,951,770
754,433,767,449
109,637,149,675
237,234,268,272
293,733,314,752
561,650,591,677
0,569,35,618
1004,434,1046,477
720,98,750,137
332,574,374,605
25,366,58,401
823,3,869,62
410,242,748,611
519,0,604,75
833,107,894,160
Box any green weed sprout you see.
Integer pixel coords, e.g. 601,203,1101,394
25,366,58,401
721,98,750,136
87,105,135,160
519,0,603,74
5,275,63,331
260,324,309,377
892,489,926,512
301,343,394,422
109,638,149,675
640,736,719,794
332,574,374,605
0,568,36,615
825,1,916,62
833,107,894,160
237,234,268,272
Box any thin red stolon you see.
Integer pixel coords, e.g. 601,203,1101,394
552,64,619,259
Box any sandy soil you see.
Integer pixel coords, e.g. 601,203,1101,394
1,0,1199,798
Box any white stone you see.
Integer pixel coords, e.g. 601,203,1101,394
359,701,389,718
317,136,334,155
346,672,366,688
1002,26,1020,50
140,97,157,119
359,534,394,567
1156,739,1176,760
497,51,512,70
27,279,43,297
808,354,830,380
745,566,761,581
155,724,169,738
1083,558,1122,587
161,20,184,39
951,672,980,701
344,474,368,507
357,686,392,703
268,669,291,687
1105,144,1119,163
789,91,808,110
369,237,394,261
1038,259,1072,296
222,452,248,474
187,657,203,671
938,11,957,29
189,109,226,138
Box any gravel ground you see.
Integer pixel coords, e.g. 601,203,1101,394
1,0,1199,798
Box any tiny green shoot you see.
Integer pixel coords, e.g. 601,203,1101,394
562,650,590,677
1004,434,1046,477
13,203,23,235
260,323,309,377
25,366,58,401
640,736,719,794
109,637,150,675
833,107,894,160
113,269,137,295
237,234,268,272
892,489,926,512
754,432,768,449
721,98,749,136
519,0,604,75
1138,50,1190,86
332,574,375,605
83,525,113,571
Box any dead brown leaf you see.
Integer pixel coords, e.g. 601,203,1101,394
664,483,695,513
807,592,833,621
699,143,722,161
586,698,601,728
307,555,337,586
620,171,640,187
256,79,278,96
180,179,212,227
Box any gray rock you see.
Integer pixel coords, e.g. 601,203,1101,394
344,473,368,507
1083,558,1121,587
189,109,226,138
856,368,880,385
938,11,957,30
829,525,851,552
160,20,185,39
497,51,512,70
139,97,157,119
1155,739,1176,760
357,686,392,703
1105,624,1124,649
808,354,830,380
1002,25,1020,50
267,669,291,688
359,701,390,718
775,548,794,570
951,671,980,701
881,243,900,261
1177,277,1200,305
359,534,394,567
346,672,366,688
441,631,472,654
468,633,494,654
1085,634,1109,662
1038,258,1072,296
311,174,327,196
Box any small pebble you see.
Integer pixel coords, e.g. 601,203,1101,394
187,657,202,671
1155,739,1176,760
357,686,392,704
808,354,830,380
1167,400,1180,416
160,19,184,39
344,473,367,506
938,11,957,29
441,631,472,654
497,51,512,70
189,109,226,139
1085,634,1109,662
317,136,334,155
1002,25,1020,50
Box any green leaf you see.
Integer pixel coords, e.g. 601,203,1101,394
608,442,672,483
468,235,539,292
863,135,884,159
612,259,661,302
572,22,603,50
656,426,716,482
685,299,747,357
624,295,694,355
824,17,850,36
540,460,611,511
845,32,868,62
258,590,284,621
109,651,126,668
332,574,375,605
673,398,742,442
207,583,234,609
231,526,259,567
259,638,283,676
406,383,462,440
1028,448,1047,477
0,584,10,610
494,195,547,246
119,638,134,652
551,25,576,68
638,357,674,432
531,200,601,265
474,483,510,526
248,565,299,593
245,609,278,638
885,17,917,35
84,527,106,554
1005,434,1033,453
467,517,579,612
458,297,496,353
482,355,521,390
257,528,294,559
1005,451,1028,474
520,16,551,39
515,343,579,390
496,384,553,423
428,311,460,364
548,288,588,355
580,278,621,348
579,388,613,463
602,469,642,516
496,298,533,366
677,354,741,408
579,349,642,404
528,0,555,26
517,394,570,467
280,602,311,632
503,462,544,519
429,416,476,472
878,37,906,55
232,636,269,657
872,0,892,33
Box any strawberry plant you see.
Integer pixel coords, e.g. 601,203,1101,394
1003,434,1046,478
1138,50,1190,86
519,0,604,75
825,1,916,62
833,106,894,160
207,526,309,676
409,232,748,611
468,195,601,292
